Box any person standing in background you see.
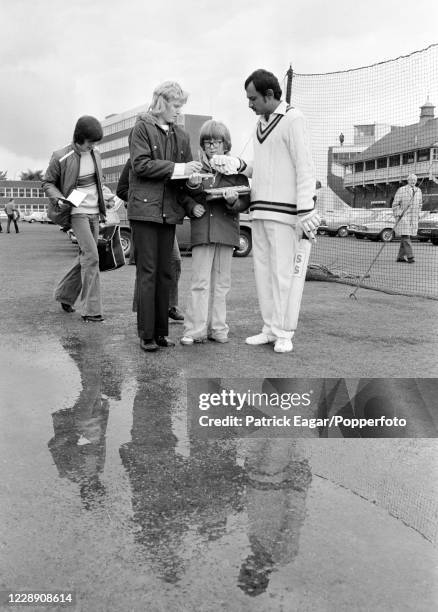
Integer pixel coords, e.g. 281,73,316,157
392,173,423,263
5,199,20,233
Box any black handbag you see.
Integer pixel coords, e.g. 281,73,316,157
98,224,125,271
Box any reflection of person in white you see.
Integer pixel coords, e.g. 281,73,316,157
210,69,320,353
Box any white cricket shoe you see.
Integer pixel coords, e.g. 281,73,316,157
274,338,293,353
245,333,276,345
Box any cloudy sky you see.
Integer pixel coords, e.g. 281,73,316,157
1,0,438,178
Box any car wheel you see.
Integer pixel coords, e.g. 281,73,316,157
28,219,34,223
337,226,349,238
355,234,365,239
234,229,252,257
120,228,132,258
379,229,394,242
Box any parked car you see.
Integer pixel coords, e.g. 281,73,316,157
349,210,397,242
68,213,253,258
417,210,438,243
316,189,386,237
22,211,52,223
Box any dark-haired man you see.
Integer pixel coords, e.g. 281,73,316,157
211,69,319,353
43,115,107,322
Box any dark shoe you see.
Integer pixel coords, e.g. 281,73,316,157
396,258,407,263
407,258,415,264
61,302,75,313
140,338,159,352
168,306,184,321
82,315,105,322
155,336,175,347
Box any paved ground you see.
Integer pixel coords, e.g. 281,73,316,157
0,224,437,611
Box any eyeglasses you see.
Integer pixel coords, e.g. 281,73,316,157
203,140,223,148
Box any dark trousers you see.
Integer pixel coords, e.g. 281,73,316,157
397,235,414,260
7,215,19,233
131,220,175,340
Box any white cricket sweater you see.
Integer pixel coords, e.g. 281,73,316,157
245,101,316,226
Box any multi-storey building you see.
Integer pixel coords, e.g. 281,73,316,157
341,99,438,208
327,124,392,206
0,180,49,215
99,106,212,190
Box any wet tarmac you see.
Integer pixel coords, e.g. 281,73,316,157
1,333,437,611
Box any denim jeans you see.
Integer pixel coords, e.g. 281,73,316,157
55,214,102,316
184,244,233,340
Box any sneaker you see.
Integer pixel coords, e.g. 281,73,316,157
396,258,407,263
274,338,293,353
180,336,208,345
245,333,276,346
61,302,75,313
155,336,175,347
82,314,104,322
168,306,184,321
208,336,229,343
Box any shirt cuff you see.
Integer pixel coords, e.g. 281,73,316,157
171,163,186,178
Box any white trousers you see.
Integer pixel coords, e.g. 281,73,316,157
252,219,304,340
184,244,233,340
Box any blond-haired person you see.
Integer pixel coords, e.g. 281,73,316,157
128,81,201,352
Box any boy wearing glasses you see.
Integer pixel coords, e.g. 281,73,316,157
180,120,250,345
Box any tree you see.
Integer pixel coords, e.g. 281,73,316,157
0,170,7,180
20,169,44,181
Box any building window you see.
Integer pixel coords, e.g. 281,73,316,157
402,151,415,164
417,148,430,162
102,152,130,169
354,162,364,172
431,148,438,161
365,160,375,171
376,157,387,169
389,155,400,167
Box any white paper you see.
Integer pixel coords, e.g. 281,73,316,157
67,189,87,207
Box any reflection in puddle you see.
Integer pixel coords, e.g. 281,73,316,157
47,335,125,509
238,439,311,597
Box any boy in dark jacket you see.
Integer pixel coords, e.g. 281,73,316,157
127,82,201,352
180,120,250,345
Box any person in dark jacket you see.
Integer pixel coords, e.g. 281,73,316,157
117,158,184,320
127,82,201,352
5,199,20,233
42,116,106,322
180,120,250,345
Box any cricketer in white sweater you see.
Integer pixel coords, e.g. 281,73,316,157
211,99,318,352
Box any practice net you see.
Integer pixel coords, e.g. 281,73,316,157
286,43,438,299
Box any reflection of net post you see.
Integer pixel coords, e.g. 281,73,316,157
286,238,312,330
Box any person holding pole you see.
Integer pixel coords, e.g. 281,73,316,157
392,173,422,263
210,69,319,353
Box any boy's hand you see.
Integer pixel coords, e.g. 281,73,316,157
193,204,205,218
223,188,239,205
187,173,203,187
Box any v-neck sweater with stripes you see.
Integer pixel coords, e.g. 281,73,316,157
248,100,316,226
